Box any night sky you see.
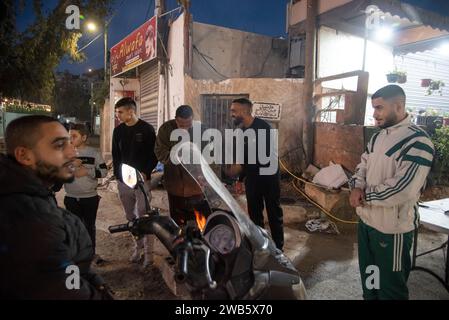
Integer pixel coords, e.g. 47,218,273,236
14,0,449,75
16,0,291,74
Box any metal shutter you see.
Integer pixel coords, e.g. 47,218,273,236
139,61,159,129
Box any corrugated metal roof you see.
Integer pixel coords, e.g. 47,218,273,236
368,0,449,32
394,35,449,55
290,0,449,55
398,0,449,19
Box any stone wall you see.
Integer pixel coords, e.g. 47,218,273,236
184,76,305,170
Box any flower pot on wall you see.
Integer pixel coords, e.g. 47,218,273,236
430,82,441,90
426,80,445,96
397,74,407,84
386,73,398,83
421,79,432,87
443,118,449,126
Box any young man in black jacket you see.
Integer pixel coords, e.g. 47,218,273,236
227,98,284,251
0,115,112,299
112,97,158,268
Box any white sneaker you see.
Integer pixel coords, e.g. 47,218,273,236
129,249,142,263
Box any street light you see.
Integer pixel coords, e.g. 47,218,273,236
86,21,97,32
85,20,108,82
85,20,109,135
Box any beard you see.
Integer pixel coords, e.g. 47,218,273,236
233,117,243,126
377,112,399,129
35,160,75,185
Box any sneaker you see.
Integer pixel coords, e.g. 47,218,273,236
93,254,106,266
129,249,142,263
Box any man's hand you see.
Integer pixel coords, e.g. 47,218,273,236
73,159,83,168
234,181,245,195
350,188,365,208
74,166,89,178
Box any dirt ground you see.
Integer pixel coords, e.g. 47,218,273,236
56,177,449,300
91,231,178,300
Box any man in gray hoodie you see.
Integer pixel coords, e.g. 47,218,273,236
64,123,107,265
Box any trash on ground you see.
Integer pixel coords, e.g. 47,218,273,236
305,218,340,234
312,164,348,189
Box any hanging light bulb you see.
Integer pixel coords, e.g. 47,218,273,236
375,26,393,42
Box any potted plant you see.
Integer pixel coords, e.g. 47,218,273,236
386,70,407,83
397,71,407,84
421,78,432,87
386,72,398,83
431,126,449,185
426,80,445,96
443,112,449,126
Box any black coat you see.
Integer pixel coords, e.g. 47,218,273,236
0,155,109,299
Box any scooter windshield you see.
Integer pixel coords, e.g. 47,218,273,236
174,142,268,250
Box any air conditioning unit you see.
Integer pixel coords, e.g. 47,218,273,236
289,36,305,68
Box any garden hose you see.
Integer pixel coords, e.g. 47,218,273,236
279,159,358,225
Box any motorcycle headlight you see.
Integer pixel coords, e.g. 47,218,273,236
203,210,242,255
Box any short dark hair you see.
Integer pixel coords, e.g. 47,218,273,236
5,115,59,156
175,105,193,119
372,85,406,100
232,98,252,108
115,97,137,110
69,123,89,137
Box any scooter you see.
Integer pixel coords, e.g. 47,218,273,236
108,142,306,300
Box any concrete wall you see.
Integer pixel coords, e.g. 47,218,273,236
161,14,305,170
317,26,394,125
314,123,365,172
192,22,288,82
184,76,305,170
101,77,140,159
166,12,187,122
289,0,353,27
318,26,394,92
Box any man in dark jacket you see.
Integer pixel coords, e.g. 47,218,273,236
112,97,158,267
0,115,112,299
227,98,284,250
155,105,210,226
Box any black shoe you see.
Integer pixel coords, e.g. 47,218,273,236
94,254,106,266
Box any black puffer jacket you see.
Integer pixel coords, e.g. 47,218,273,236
0,154,110,299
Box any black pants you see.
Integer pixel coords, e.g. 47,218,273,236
167,193,211,227
64,195,100,254
245,175,284,250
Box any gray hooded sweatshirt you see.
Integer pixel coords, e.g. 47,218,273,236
64,146,107,198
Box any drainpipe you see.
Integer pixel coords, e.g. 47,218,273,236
155,0,166,125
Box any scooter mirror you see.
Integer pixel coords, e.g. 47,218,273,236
121,163,140,189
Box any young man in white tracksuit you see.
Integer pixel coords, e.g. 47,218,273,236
350,85,434,300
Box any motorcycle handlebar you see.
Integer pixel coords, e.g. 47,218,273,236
108,223,130,234
175,249,189,283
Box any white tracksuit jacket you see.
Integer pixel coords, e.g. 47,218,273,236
350,115,435,234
